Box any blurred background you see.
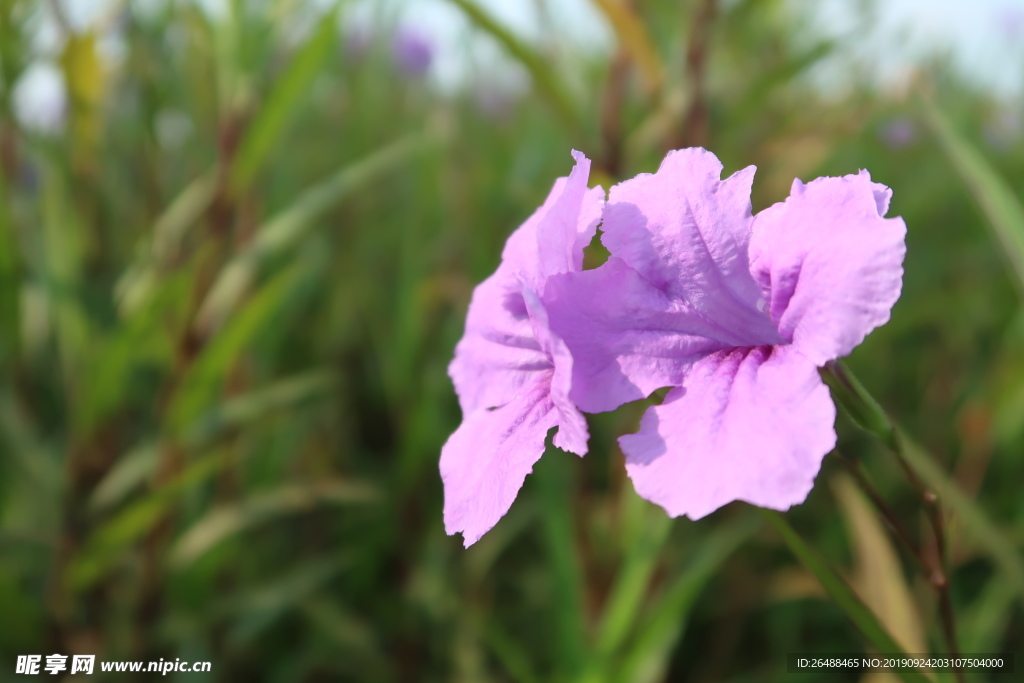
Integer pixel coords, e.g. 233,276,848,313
1,0,1023,680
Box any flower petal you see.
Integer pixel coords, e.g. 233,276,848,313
448,151,603,415
543,257,740,413
749,172,907,365
601,148,780,343
448,271,549,415
621,344,835,519
523,287,588,454
440,376,560,547
502,150,604,288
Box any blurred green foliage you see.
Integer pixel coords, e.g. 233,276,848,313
0,0,1023,681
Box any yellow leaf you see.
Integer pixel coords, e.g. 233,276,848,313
60,31,107,164
591,0,664,96
833,474,932,683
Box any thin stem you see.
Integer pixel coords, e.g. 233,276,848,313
837,450,965,683
599,48,630,179
921,490,964,682
835,451,922,561
892,433,964,683
823,360,966,681
670,0,716,150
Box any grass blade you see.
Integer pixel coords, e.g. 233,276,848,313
586,495,672,678
832,475,927,655
231,3,341,190
170,481,377,567
923,100,1024,296
445,0,584,132
613,516,757,683
169,263,307,432
590,0,663,95
760,509,931,683
826,364,1024,611
534,451,587,679
198,134,429,330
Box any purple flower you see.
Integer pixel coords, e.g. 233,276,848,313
391,28,434,77
442,152,604,546
996,5,1024,41
984,109,1022,151
544,149,906,519
878,118,916,149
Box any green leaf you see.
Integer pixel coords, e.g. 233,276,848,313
170,481,377,567
585,495,672,679
216,554,352,643
186,369,335,442
89,370,334,512
760,510,931,683
0,170,19,367
445,0,584,133
87,441,160,513
231,4,341,191
198,134,429,330
613,516,757,683
69,446,233,590
40,163,90,386
0,389,62,497
114,169,218,317
832,475,927,655
827,364,1024,611
481,620,542,683
534,450,587,678
961,574,1018,654
923,100,1024,296
168,263,307,433
76,270,191,432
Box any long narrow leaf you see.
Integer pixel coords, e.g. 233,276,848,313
587,496,672,677
827,364,1024,610
198,134,428,330
445,0,583,132
231,4,341,190
613,517,756,683
833,475,927,655
170,481,377,567
535,451,588,678
923,100,1024,296
760,510,931,683
590,0,663,95
169,263,306,432
0,171,18,365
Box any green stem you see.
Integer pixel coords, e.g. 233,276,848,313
760,509,930,683
822,362,969,680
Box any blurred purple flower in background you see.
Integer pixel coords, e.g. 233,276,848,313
473,83,517,122
995,4,1024,41
878,117,917,148
983,109,1022,151
391,27,434,77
